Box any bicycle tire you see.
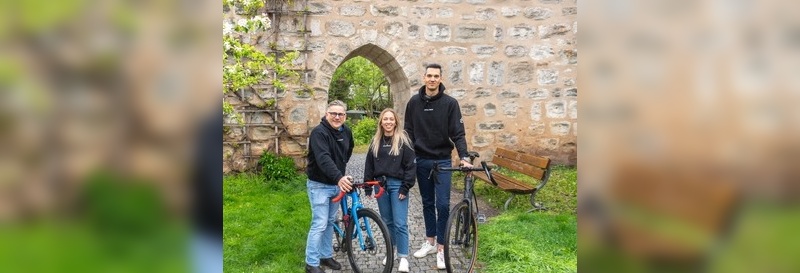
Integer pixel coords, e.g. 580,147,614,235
444,201,478,273
345,208,393,273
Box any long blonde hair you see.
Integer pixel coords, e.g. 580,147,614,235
370,108,413,157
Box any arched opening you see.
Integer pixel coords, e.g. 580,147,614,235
335,44,412,120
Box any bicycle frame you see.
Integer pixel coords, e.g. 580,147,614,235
332,181,384,252
439,153,497,273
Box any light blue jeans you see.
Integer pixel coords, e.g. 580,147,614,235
305,179,340,266
376,177,410,257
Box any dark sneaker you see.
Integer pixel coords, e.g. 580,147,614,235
320,258,342,270
305,264,326,273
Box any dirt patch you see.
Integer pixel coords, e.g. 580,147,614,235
450,187,501,222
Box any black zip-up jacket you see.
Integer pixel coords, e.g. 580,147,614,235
363,135,416,196
306,117,354,185
404,83,469,159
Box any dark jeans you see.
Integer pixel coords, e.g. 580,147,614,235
415,158,452,245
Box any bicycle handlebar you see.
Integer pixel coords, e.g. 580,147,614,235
437,161,498,186
331,180,385,203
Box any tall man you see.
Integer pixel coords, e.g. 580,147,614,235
404,63,473,269
304,100,354,273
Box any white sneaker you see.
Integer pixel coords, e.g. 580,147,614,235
382,256,386,266
398,257,409,272
436,250,446,270
413,241,437,258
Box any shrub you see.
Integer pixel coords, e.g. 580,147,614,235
258,152,296,181
351,117,377,146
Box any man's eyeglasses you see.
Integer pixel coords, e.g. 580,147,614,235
328,112,347,117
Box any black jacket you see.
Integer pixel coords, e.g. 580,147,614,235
404,83,469,159
306,117,354,185
363,135,416,196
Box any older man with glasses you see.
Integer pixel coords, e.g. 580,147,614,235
304,100,354,273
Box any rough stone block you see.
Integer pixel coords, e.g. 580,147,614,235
531,45,555,61
523,7,552,20
370,5,401,17
568,100,577,119
502,102,518,116
530,102,542,121
537,69,558,85
539,23,571,39
501,7,520,17
508,24,535,39
469,62,485,85
326,20,356,37
550,122,570,136
425,24,451,41
475,8,496,20
546,100,566,118
508,61,535,84
478,120,504,131
340,5,366,16
488,61,504,86
475,87,491,98
455,24,488,41
484,103,496,116
504,45,527,57
462,103,477,116
472,134,494,147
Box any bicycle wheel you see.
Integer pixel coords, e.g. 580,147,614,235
345,208,393,273
444,201,478,273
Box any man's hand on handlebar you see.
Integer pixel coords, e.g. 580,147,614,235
460,159,474,168
338,176,353,192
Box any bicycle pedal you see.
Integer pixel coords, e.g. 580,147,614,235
477,214,487,223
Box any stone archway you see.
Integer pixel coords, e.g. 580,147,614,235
340,43,412,120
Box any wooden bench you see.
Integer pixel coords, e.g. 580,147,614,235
473,147,551,212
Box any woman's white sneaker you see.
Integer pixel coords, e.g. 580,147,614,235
436,250,446,270
398,258,409,272
413,241,437,258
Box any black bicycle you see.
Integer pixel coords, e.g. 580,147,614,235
438,152,497,273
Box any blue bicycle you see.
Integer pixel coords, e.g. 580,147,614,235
331,179,393,273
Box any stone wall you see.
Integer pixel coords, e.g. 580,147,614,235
224,0,577,173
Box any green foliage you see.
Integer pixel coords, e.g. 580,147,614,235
351,117,377,146
223,6,299,124
258,152,297,182
329,57,391,116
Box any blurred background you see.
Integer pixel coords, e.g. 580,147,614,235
579,0,800,272
0,0,220,272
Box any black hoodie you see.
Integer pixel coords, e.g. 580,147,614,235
404,83,469,160
306,117,354,185
363,135,416,196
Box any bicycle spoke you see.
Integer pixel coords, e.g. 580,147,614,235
345,209,393,273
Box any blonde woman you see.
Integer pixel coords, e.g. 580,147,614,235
364,108,416,272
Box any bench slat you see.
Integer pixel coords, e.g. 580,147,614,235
473,172,537,194
495,148,550,169
492,157,546,180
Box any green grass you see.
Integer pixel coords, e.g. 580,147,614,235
479,212,577,272
223,173,310,273
224,165,578,273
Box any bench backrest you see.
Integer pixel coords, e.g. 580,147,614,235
493,147,551,182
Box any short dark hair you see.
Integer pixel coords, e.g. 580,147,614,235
425,63,443,74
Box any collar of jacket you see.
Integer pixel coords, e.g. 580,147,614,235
418,83,447,102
